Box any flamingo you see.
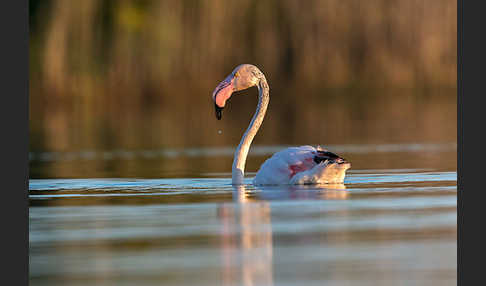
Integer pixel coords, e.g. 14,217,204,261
212,64,351,185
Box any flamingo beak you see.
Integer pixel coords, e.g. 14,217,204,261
215,103,223,120
212,74,235,120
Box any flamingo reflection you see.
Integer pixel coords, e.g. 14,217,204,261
218,183,348,286
219,185,274,286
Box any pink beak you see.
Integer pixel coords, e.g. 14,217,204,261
212,74,235,119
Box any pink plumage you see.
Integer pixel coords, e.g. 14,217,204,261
253,146,350,185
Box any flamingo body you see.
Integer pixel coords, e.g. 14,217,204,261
253,146,350,185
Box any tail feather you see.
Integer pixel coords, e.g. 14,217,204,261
290,160,350,185
313,150,348,164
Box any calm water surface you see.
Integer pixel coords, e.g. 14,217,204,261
29,143,457,286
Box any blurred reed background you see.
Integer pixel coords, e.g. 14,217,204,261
29,0,456,178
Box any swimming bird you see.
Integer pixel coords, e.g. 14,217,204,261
212,64,350,185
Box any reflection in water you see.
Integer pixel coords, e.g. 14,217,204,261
29,169,456,285
219,184,348,286
219,185,274,286
258,183,348,201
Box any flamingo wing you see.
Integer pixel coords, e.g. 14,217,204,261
253,146,350,185
253,146,318,185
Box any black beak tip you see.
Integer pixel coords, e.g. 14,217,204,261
215,104,223,120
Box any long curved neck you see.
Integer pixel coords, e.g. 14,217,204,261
232,77,269,185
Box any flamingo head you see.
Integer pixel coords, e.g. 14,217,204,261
212,64,262,120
